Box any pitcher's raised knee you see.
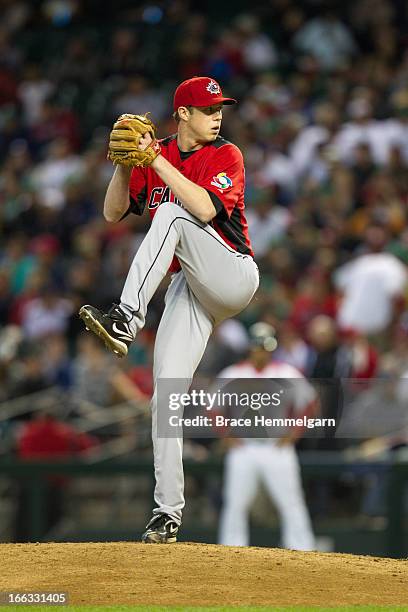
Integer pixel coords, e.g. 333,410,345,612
152,202,178,222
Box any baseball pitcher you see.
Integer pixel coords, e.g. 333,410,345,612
79,77,259,543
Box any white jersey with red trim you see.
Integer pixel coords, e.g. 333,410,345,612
217,360,317,417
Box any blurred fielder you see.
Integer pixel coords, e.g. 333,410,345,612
218,323,316,550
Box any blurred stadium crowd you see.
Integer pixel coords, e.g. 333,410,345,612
0,0,408,537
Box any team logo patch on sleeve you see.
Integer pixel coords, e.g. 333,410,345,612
211,172,233,190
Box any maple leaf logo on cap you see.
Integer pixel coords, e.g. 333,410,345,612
206,79,221,95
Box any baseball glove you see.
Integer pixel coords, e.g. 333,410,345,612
107,113,161,167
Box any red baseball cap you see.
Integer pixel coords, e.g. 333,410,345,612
173,76,237,111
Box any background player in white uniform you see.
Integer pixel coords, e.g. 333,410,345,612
218,323,316,550
78,77,259,543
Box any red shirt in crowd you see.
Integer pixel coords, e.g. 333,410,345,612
18,416,97,459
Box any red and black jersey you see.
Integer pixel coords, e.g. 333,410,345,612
125,134,254,272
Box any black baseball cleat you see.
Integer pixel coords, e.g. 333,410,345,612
78,303,135,358
141,514,179,544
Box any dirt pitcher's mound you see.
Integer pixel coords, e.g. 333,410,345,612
0,542,407,607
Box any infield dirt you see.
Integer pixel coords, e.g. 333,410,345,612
0,542,407,607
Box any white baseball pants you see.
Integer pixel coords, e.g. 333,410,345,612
219,442,315,550
120,203,259,523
